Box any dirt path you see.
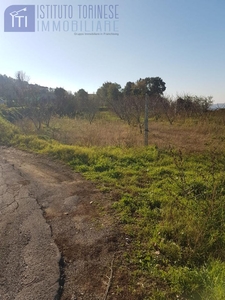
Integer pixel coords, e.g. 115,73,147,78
0,147,120,300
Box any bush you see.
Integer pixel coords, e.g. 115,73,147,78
0,115,19,145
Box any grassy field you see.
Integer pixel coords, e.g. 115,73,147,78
14,110,225,151
1,110,225,299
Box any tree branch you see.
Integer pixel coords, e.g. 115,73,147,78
103,254,115,300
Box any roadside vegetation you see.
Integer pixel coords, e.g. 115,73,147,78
1,71,225,299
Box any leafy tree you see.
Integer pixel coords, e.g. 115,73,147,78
123,81,134,96
121,77,166,131
75,89,99,123
54,87,67,116
54,88,77,117
75,88,89,110
97,82,121,107
96,78,166,132
135,77,166,96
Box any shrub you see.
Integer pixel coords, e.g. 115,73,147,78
0,115,19,145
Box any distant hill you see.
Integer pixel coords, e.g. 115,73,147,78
210,103,225,110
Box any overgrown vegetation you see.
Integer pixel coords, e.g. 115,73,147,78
0,72,214,133
1,110,225,299
1,71,225,299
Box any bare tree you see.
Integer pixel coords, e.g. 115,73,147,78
15,70,30,83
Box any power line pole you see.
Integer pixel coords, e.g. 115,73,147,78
144,93,148,146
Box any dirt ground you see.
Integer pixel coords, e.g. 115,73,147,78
0,147,125,300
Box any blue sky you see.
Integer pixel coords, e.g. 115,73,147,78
0,0,225,103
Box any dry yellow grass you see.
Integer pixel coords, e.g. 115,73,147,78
49,117,140,147
15,111,225,152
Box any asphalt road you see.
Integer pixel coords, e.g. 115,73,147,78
0,147,119,300
0,155,60,300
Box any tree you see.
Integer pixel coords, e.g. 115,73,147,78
75,89,99,123
97,82,121,107
135,77,166,96
54,87,67,116
76,88,89,109
159,96,177,124
96,77,166,133
83,94,99,124
4,72,57,130
20,84,56,130
123,81,134,96
14,71,31,106
97,82,125,117
15,70,30,83
122,77,166,132
0,75,18,106
175,95,213,119
54,88,77,117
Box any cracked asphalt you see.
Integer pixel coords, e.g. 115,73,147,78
0,155,61,300
0,147,120,300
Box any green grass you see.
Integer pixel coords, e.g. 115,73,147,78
1,115,225,299
0,114,20,145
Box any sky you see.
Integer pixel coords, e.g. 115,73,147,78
0,0,225,103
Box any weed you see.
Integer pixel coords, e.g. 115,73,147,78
1,113,225,299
